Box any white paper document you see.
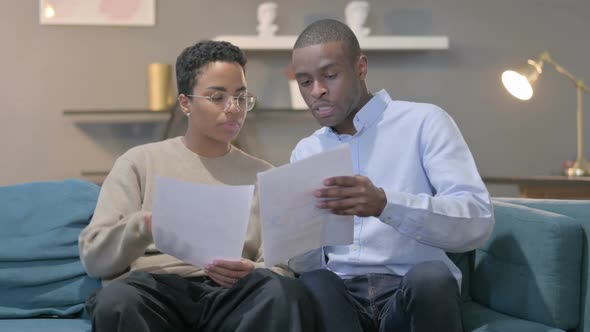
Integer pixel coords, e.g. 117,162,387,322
257,144,355,267
151,176,254,269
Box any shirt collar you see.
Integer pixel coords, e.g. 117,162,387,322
326,89,391,137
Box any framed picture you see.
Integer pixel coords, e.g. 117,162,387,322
39,0,155,26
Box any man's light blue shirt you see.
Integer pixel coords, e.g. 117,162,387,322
288,90,494,284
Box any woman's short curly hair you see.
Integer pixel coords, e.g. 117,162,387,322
175,40,247,96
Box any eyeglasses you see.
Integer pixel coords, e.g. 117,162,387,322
187,91,257,112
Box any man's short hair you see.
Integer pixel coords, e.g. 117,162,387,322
176,40,247,96
293,19,361,61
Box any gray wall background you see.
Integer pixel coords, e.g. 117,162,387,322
1,0,589,197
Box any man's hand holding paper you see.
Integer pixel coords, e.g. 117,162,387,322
315,175,387,217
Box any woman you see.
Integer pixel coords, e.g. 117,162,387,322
79,40,318,332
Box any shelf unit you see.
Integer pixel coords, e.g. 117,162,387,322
213,35,449,51
483,176,590,199
64,108,315,184
67,31,451,184
63,108,310,122
63,109,171,123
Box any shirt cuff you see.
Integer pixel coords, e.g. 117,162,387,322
378,189,426,241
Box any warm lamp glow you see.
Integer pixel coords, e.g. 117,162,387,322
501,70,533,101
44,4,55,19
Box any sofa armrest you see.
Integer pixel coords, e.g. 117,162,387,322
471,200,583,330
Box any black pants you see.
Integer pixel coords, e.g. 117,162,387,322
86,269,319,332
299,261,463,332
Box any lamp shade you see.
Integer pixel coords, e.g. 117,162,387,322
500,52,590,177
501,59,544,101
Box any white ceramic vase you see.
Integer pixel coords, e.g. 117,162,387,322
289,80,307,110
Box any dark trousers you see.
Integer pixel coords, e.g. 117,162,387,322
86,269,319,332
299,261,463,332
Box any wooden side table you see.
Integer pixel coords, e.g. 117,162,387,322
482,176,590,199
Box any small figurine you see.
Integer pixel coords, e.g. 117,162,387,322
345,1,371,38
257,2,278,37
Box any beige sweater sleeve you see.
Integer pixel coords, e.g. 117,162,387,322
79,155,152,279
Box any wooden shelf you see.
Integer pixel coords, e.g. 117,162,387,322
79,170,109,185
213,35,449,51
70,108,314,184
63,109,171,123
64,108,309,122
482,175,590,199
483,175,590,186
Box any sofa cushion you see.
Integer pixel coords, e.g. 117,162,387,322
462,301,565,332
0,318,91,332
472,200,583,330
0,180,101,318
494,198,590,332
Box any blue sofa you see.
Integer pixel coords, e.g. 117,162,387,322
0,180,588,331
455,198,589,332
0,180,100,332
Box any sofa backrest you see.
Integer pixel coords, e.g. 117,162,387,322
0,179,102,318
467,199,584,331
494,198,590,332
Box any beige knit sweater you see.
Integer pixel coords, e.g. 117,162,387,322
79,137,289,282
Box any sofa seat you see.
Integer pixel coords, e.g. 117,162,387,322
462,301,565,332
0,318,90,332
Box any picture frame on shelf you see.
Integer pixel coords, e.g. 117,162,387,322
39,0,155,26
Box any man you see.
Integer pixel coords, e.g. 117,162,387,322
288,19,494,332
79,40,317,332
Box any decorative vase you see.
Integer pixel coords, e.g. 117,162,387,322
289,80,307,110
148,63,175,111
